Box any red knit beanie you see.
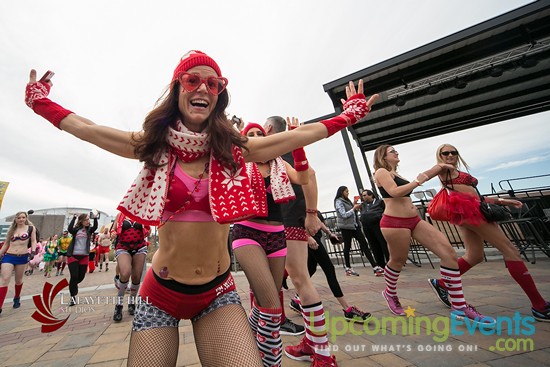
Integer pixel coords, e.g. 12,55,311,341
241,123,266,136
172,50,222,81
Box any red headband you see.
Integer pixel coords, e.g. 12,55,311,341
172,50,222,81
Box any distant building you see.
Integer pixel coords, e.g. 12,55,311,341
2,207,115,241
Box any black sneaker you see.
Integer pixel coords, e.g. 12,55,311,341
13,297,20,309
113,305,123,322
69,298,76,307
532,302,550,322
289,298,302,313
428,278,451,308
280,318,305,336
282,276,288,290
128,303,135,316
344,306,372,323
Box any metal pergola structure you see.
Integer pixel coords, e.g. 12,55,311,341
313,1,550,196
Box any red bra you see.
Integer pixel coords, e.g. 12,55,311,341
443,171,478,187
164,163,211,215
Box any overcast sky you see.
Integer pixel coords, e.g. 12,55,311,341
1,0,549,221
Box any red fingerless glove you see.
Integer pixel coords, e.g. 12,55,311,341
25,81,73,129
292,147,308,171
320,94,370,137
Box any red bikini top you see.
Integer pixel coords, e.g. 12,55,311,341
443,171,478,187
164,163,211,215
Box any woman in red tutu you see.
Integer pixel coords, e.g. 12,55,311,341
428,144,550,322
373,144,493,325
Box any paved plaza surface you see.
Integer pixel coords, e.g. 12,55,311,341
0,255,549,367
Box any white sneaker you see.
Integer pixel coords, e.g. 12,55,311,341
345,267,360,276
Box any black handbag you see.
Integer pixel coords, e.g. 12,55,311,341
476,187,511,222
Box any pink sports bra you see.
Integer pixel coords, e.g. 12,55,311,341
163,163,214,222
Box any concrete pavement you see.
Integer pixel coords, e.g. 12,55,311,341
0,256,549,367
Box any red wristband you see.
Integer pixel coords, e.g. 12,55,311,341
292,147,309,171
306,208,317,214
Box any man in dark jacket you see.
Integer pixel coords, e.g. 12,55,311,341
359,190,389,267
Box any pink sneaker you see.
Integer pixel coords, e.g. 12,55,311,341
284,337,314,361
451,304,496,327
382,290,405,316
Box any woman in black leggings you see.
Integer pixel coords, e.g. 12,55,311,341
293,211,371,322
66,213,98,306
334,186,383,277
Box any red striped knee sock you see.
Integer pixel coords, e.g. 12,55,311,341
440,266,466,309
384,265,400,297
302,302,331,359
438,258,472,288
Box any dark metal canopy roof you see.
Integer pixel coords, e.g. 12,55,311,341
323,0,550,152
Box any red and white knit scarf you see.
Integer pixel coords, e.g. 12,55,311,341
246,159,296,217
117,121,257,225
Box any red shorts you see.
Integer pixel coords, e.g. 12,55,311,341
96,246,111,255
380,214,421,231
139,268,236,320
67,255,89,265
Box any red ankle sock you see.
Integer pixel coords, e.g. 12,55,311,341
506,260,546,310
14,283,23,298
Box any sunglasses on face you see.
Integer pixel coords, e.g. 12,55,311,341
441,150,459,156
178,73,228,96
387,149,398,155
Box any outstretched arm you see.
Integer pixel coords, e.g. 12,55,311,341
244,80,378,162
26,69,140,159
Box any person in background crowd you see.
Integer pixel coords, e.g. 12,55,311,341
56,230,71,276
0,212,37,315
88,233,98,273
359,189,389,268
288,210,372,323
66,213,98,306
110,212,150,322
334,186,383,277
428,143,550,322
26,50,376,366
43,235,58,278
97,227,112,272
373,144,494,326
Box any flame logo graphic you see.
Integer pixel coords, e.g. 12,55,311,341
31,279,70,333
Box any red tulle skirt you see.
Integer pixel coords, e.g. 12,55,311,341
448,191,485,226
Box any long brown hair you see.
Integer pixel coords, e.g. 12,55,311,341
373,144,395,171
76,213,90,228
133,81,247,172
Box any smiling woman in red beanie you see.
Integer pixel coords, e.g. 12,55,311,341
25,50,378,367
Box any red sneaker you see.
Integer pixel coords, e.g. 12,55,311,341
284,337,314,361
311,354,338,367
